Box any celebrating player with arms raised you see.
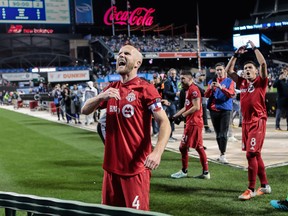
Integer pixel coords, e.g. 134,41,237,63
225,40,271,200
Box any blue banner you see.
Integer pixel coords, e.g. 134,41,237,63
75,0,94,24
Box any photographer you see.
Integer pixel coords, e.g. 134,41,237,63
273,66,288,131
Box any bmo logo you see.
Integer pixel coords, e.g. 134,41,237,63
122,104,134,118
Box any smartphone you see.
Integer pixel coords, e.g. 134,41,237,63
245,42,249,48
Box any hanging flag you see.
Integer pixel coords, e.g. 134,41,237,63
127,0,131,37
111,0,116,36
127,0,130,9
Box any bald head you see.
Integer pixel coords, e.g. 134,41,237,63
125,45,143,66
116,44,144,80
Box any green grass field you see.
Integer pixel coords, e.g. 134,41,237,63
0,108,287,216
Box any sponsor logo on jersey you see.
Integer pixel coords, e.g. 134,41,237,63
122,104,134,118
247,84,255,93
240,83,255,93
110,105,118,112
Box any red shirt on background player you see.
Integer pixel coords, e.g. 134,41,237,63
81,44,171,210
170,71,210,180
225,40,271,201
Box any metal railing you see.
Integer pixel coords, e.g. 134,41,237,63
0,191,170,216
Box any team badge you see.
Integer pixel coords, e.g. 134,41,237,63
122,104,134,118
126,92,136,102
192,91,198,97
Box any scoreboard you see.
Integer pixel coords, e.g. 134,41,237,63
0,0,70,24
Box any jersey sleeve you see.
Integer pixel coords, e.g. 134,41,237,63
143,82,163,112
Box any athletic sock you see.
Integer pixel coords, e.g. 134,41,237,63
182,168,187,173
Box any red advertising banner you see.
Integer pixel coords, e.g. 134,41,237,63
158,52,198,58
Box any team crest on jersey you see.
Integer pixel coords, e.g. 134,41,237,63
122,104,134,118
185,99,190,106
126,92,136,102
192,91,198,97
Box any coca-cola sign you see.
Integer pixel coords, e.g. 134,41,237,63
104,6,155,26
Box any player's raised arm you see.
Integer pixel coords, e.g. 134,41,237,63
225,45,246,83
249,40,268,79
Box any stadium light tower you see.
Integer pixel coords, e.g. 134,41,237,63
111,0,115,36
196,1,201,73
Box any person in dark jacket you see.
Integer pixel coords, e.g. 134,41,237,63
194,72,213,133
273,66,288,131
162,68,180,142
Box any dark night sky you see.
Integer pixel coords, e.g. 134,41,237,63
149,0,258,39
85,0,258,40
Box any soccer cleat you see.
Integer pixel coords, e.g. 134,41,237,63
205,128,213,133
270,199,288,211
168,137,175,142
228,136,238,142
256,185,271,196
171,170,187,179
152,133,158,138
217,155,229,164
238,189,256,200
193,172,210,180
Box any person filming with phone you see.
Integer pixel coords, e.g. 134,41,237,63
204,62,235,164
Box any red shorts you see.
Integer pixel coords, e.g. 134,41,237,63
102,170,151,210
180,125,203,149
242,119,266,153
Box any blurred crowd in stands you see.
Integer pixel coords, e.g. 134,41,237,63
96,34,236,53
0,34,287,101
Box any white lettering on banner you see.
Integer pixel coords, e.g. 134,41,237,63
48,70,90,82
2,73,32,81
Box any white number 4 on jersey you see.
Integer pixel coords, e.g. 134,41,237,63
132,195,140,209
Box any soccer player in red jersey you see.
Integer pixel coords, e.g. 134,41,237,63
225,40,271,200
170,70,210,180
81,44,171,210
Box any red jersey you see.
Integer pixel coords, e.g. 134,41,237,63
99,77,162,176
237,76,268,123
185,84,203,127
